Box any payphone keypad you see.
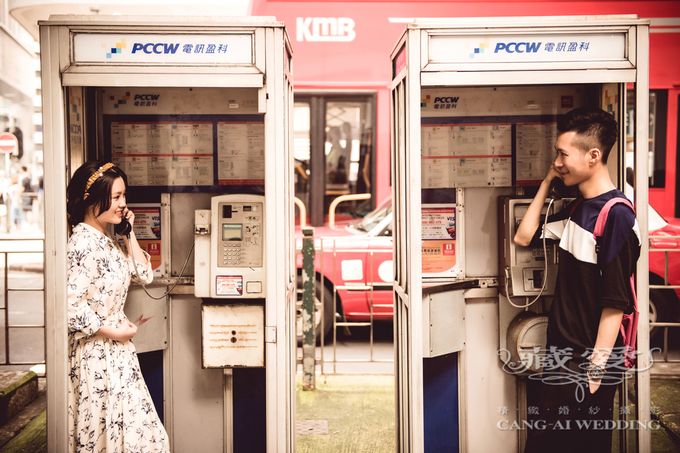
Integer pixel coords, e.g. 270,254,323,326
218,202,263,268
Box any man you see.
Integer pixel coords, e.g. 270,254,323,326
514,108,640,452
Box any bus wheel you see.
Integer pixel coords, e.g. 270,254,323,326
649,288,678,343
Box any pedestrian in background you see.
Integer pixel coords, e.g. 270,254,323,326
66,161,169,452
19,166,33,225
7,174,23,231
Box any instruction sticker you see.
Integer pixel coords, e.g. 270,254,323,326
216,276,244,296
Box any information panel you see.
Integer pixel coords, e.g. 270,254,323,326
420,85,586,189
112,121,214,186
105,115,264,188
422,123,512,188
217,122,265,185
515,122,557,184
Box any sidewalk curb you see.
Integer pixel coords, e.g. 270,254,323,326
653,408,680,444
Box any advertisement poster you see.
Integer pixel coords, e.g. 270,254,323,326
130,205,163,275
421,205,457,275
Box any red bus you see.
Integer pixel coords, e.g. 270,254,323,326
254,0,680,335
251,0,680,220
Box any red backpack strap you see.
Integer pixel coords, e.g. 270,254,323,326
593,197,638,367
593,197,635,239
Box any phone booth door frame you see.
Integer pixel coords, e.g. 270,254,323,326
40,16,295,453
390,15,650,453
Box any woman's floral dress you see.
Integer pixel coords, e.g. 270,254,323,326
67,223,170,452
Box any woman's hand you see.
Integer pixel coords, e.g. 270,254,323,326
110,321,137,343
123,208,135,228
97,321,138,343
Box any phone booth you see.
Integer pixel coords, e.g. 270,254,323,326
40,16,295,452
390,16,650,452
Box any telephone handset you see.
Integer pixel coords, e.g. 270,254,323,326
548,177,577,200
115,217,132,237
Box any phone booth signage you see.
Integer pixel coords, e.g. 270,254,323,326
390,16,650,452
40,16,295,453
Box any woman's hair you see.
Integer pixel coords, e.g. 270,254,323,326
66,161,128,227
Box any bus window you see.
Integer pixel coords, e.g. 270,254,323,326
296,94,375,226
627,89,667,188
294,101,311,222
324,99,373,217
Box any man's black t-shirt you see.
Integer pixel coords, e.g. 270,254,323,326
533,189,640,356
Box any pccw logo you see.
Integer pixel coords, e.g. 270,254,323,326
494,42,542,53
110,93,160,108
106,41,126,59
106,41,181,58
433,96,459,110
131,42,180,54
296,17,356,42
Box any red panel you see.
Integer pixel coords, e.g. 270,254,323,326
252,0,680,87
650,34,680,89
252,0,680,216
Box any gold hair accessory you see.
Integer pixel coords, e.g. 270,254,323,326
83,162,115,198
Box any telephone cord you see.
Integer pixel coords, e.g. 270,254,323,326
128,240,195,300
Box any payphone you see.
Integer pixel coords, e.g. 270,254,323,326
195,194,266,369
195,194,265,298
497,197,562,375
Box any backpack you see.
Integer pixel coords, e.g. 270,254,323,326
592,197,638,369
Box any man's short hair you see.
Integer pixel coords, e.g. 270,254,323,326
557,107,619,163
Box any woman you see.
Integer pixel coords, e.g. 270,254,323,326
66,161,169,452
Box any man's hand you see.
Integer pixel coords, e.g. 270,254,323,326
544,165,562,186
589,379,601,394
513,165,560,247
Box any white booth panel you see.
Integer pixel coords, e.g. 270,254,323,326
421,69,637,87
462,298,517,453
464,188,512,278
124,287,169,353
169,295,225,452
